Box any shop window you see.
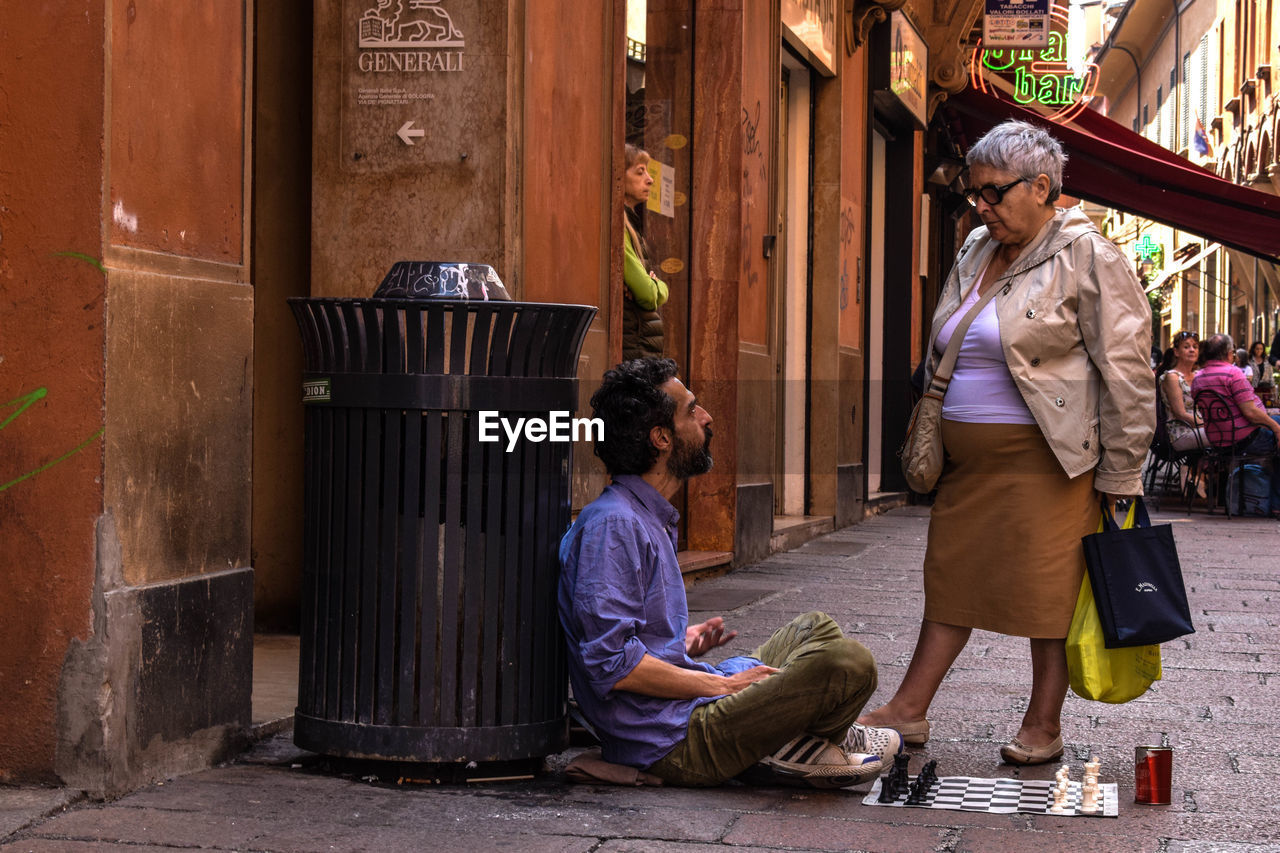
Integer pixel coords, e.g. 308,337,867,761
1155,86,1163,146
1184,267,1201,332
1197,36,1210,129
1182,52,1191,146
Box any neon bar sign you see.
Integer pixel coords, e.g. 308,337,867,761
970,2,1098,122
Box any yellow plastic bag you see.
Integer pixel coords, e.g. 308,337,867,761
1066,505,1163,702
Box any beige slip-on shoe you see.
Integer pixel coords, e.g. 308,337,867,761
999,734,1064,765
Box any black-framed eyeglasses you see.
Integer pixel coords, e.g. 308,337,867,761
1174,331,1199,343
962,178,1027,207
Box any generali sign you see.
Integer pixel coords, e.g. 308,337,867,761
356,0,465,73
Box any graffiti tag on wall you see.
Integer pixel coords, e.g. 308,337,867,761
0,388,103,493
839,204,859,310
741,100,767,298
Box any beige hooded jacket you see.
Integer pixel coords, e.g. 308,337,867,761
922,207,1154,495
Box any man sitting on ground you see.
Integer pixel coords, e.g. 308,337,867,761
558,357,900,788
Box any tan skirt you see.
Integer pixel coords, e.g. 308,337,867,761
923,420,1098,639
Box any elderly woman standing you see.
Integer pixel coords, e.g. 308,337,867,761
859,120,1154,764
621,144,669,359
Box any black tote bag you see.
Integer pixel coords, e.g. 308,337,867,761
1081,497,1195,649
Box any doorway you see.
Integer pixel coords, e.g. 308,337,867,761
774,52,812,516
865,130,887,495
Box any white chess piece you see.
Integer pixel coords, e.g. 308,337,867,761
1047,764,1072,814
1080,778,1098,814
1080,755,1101,814
1048,766,1066,814
1049,785,1065,814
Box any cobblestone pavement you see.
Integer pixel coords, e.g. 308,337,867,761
3,505,1279,852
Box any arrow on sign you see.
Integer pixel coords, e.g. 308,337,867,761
397,120,425,145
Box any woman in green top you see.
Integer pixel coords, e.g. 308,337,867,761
622,144,669,359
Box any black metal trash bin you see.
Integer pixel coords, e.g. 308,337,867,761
289,278,595,763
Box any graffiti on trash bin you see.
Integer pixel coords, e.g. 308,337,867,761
374,261,509,300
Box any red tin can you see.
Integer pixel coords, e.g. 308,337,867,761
1135,746,1173,804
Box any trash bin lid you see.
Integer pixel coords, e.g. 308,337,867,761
374,262,511,301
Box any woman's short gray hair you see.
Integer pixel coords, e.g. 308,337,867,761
967,119,1068,203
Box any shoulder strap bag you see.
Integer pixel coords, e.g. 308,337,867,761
899,281,1002,493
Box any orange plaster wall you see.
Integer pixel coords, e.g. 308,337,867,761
686,2,743,552
838,48,869,350
0,7,107,782
521,1,616,512
521,2,610,308
108,2,245,263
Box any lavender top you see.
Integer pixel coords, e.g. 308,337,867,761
935,274,1036,425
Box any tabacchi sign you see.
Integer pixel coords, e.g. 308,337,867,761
971,1,1097,122
357,0,465,72
983,0,1051,48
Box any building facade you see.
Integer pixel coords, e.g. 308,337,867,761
1,0,989,792
1091,0,1280,349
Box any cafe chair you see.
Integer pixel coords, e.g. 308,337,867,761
1191,388,1275,517
1145,390,1201,508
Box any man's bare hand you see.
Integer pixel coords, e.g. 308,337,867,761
719,665,778,694
612,655,774,699
685,617,737,657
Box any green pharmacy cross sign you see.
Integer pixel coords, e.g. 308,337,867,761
1134,234,1160,261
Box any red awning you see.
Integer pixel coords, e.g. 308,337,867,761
945,87,1280,261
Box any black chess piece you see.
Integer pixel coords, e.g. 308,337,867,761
904,759,938,805
878,753,912,803
891,753,911,791
877,768,897,803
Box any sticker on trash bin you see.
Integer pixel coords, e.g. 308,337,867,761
302,379,332,403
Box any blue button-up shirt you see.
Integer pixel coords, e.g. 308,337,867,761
558,475,760,768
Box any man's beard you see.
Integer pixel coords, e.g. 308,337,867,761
667,427,713,480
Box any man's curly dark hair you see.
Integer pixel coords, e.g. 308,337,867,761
590,357,679,475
